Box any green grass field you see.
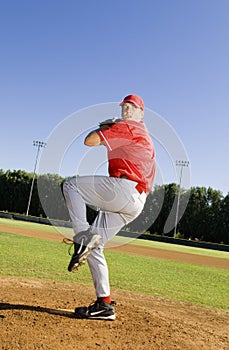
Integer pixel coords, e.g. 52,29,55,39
0,218,229,310
1,217,229,259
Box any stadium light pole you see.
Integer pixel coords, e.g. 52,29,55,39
26,140,47,216
173,160,189,238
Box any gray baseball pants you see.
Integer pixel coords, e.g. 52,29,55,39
63,175,146,297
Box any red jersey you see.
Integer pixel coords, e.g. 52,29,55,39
98,120,156,194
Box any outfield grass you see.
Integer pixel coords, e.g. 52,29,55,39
1,217,228,260
0,231,228,310
0,217,60,233
111,235,229,259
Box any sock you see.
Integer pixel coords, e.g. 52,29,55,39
100,296,111,304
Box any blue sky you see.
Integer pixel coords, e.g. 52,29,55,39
0,0,228,195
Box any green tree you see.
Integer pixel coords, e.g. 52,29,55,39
37,174,69,220
218,193,229,244
148,183,177,236
202,187,223,243
180,187,223,242
0,170,31,213
179,187,207,240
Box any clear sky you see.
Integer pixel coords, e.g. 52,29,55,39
0,0,228,195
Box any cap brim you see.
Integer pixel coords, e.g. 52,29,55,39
119,100,141,108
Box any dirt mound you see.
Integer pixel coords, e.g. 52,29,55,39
0,277,228,350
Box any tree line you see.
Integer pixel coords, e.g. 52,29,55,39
0,169,228,244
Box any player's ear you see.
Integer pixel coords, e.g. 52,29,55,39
137,108,144,119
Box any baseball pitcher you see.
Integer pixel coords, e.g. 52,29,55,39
63,94,156,320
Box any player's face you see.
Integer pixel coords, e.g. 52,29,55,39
121,102,143,121
121,102,135,119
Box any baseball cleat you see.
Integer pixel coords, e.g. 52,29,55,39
74,298,116,321
67,231,102,272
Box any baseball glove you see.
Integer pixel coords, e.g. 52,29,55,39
99,117,122,130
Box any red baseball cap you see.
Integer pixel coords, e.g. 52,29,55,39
120,94,144,111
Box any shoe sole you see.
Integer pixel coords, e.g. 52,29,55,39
76,314,116,321
75,310,115,321
87,314,116,321
70,235,102,272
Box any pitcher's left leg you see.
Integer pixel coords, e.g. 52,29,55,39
87,246,110,297
87,207,142,298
